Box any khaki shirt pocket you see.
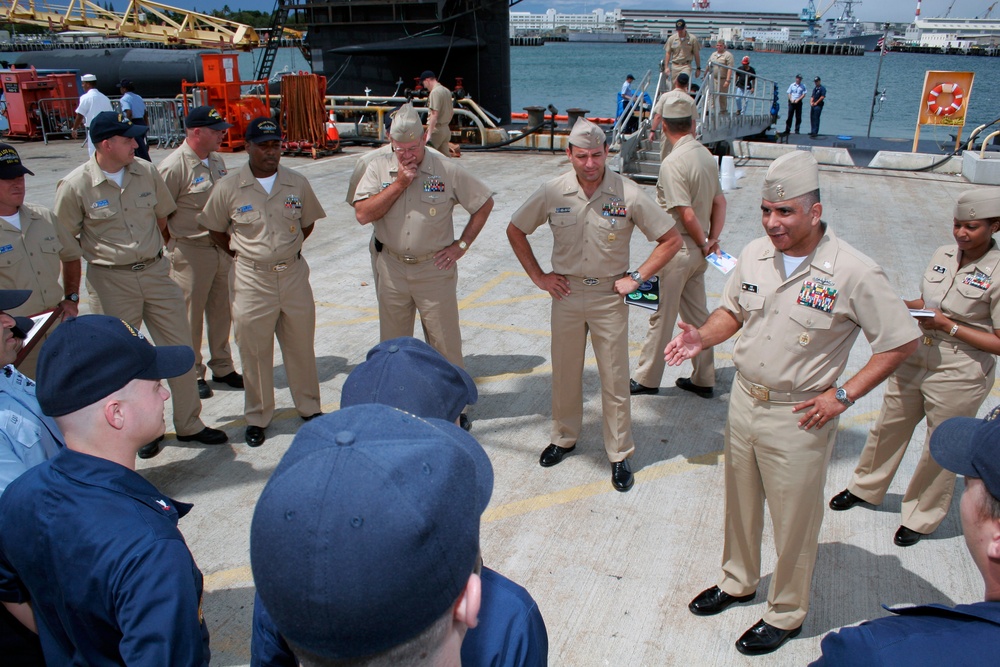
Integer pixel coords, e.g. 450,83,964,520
737,291,765,338
86,206,130,246
232,208,263,239
420,191,447,205
786,307,835,355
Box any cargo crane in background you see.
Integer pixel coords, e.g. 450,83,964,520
800,0,839,39
0,0,261,48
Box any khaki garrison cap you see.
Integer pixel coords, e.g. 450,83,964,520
568,117,606,149
954,188,1000,221
389,103,423,142
762,151,820,202
659,91,696,120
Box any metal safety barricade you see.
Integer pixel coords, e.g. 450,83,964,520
141,99,185,150
38,97,78,145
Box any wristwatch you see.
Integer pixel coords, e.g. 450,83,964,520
629,270,643,283
64,292,80,303
457,240,468,251
835,387,854,408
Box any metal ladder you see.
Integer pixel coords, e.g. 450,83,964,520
256,0,291,82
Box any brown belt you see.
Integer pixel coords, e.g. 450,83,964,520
237,253,300,273
102,251,163,271
736,373,826,403
383,248,438,265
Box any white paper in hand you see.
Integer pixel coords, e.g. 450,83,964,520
706,251,737,275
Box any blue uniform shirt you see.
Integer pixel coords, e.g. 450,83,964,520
811,601,1000,666
0,364,63,495
0,448,210,666
251,566,547,667
119,91,146,121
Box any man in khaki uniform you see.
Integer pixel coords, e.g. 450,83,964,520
632,95,725,398
199,117,325,448
830,189,1000,547
648,77,692,163
354,103,493,432
707,40,735,113
53,112,226,458
0,144,81,377
665,151,919,655
665,19,701,87
507,118,682,492
421,71,454,155
158,106,243,400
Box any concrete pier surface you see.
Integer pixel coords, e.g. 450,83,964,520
12,138,990,665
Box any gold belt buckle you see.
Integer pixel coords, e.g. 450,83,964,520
749,383,770,401
130,262,147,271
402,255,418,264
922,335,933,346
583,277,599,286
272,262,288,272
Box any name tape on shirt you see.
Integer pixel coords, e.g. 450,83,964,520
0,244,12,254
741,282,758,293
932,265,947,274
91,199,110,209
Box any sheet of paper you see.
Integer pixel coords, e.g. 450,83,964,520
908,309,935,318
706,251,737,274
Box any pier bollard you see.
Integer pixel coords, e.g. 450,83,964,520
523,106,546,128
566,108,590,129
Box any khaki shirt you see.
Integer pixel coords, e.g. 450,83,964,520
721,227,919,392
53,155,176,265
198,163,325,263
708,50,735,82
354,149,492,256
924,243,1000,339
158,142,229,240
656,134,721,245
428,84,454,129
665,32,700,67
510,169,674,277
0,204,75,315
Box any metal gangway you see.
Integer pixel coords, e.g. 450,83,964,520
616,60,780,182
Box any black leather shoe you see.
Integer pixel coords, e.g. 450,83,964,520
689,586,755,616
246,426,266,448
138,436,164,460
629,379,659,395
197,379,213,399
212,371,245,389
177,427,228,445
829,488,868,511
894,525,926,547
611,459,634,492
539,444,575,467
676,377,714,398
302,412,323,422
459,413,471,431
735,619,802,656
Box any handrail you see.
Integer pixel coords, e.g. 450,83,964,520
611,69,651,150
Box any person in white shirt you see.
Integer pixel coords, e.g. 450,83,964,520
71,75,113,157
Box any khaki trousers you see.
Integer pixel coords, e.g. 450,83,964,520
375,251,463,367
550,276,634,462
87,258,205,436
169,239,236,380
232,257,321,427
633,244,714,389
848,340,993,533
670,65,692,88
718,378,836,630
715,79,731,112
429,127,451,156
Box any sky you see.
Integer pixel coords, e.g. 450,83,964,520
166,0,994,24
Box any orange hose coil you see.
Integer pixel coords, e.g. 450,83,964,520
926,83,964,117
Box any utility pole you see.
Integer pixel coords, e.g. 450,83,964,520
867,22,891,138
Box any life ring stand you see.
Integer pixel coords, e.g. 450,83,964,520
927,83,964,117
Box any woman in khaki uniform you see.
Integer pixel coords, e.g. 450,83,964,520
831,189,1000,547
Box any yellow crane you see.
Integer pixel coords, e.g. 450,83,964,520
0,0,262,49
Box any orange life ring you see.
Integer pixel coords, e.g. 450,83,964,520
927,83,964,117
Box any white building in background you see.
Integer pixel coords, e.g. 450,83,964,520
904,17,1000,47
509,8,623,34
717,27,791,42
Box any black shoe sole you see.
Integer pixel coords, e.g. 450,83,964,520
689,592,756,616
829,491,868,511
735,626,802,656
894,527,925,547
539,445,575,467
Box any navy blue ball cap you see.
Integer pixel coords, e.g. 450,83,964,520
251,405,491,660
419,70,436,81
0,144,33,179
931,405,1000,500
245,116,281,144
89,111,147,144
11,316,33,339
0,289,30,312
341,336,477,423
185,106,234,130
36,315,194,417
